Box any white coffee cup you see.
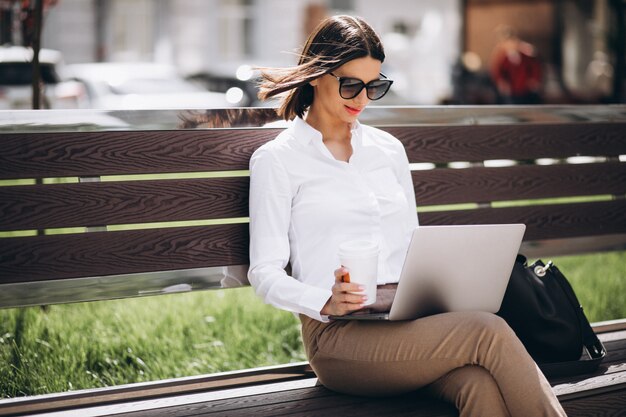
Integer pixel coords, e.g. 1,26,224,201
338,240,379,306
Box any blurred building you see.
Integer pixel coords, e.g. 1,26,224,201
39,0,462,105
36,0,625,105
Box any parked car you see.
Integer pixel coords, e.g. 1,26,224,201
62,62,232,110
186,70,260,107
0,45,86,109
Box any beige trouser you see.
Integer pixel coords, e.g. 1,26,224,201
300,312,566,417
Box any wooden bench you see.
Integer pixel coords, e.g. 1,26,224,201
1,106,625,416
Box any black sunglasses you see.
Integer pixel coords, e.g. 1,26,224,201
328,72,393,101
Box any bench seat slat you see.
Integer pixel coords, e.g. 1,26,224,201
175,390,457,417
0,177,249,231
561,392,626,417
420,200,626,240
391,123,626,163
413,162,626,206
0,224,249,283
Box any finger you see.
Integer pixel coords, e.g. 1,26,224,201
333,289,367,305
342,292,368,305
332,289,366,306
334,267,348,283
335,282,365,294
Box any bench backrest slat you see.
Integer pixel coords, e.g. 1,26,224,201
0,129,281,179
413,163,626,206
2,123,625,180
3,200,625,284
0,177,249,231
0,224,249,283
420,200,626,240
392,123,626,162
3,163,625,231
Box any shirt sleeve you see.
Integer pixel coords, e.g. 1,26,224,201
247,146,332,322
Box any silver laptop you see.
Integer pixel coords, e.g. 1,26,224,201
330,224,525,321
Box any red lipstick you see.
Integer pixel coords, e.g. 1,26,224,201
345,105,362,116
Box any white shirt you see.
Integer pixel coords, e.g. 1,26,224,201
248,117,418,322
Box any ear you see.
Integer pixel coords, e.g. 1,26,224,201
309,78,319,87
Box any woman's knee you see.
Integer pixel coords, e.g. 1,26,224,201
462,311,514,337
457,312,525,356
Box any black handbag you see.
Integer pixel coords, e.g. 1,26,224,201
497,254,606,377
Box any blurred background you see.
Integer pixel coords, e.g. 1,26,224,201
0,0,624,110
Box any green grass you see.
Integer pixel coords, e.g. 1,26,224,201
0,251,624,398
0,287,304,398
547,251,626,322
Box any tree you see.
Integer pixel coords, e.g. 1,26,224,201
0,0,58,108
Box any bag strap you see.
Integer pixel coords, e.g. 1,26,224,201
537,263,607,378
552,264,606,358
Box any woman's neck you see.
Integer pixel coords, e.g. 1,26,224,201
305,109,352,144
305,110,353,162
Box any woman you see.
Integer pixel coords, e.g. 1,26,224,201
248,15,566,417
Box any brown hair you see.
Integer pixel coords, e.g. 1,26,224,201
257,15,385,121
178,108,279,129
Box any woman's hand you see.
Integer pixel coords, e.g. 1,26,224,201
320,267,368,316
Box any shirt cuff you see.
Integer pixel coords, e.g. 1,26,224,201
298,285,332,322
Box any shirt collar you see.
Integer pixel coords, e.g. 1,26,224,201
292,116,362,146
292,116,321,145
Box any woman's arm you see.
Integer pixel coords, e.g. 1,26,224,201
248,146,334,321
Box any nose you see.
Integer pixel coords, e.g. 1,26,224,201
353,87,370,107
